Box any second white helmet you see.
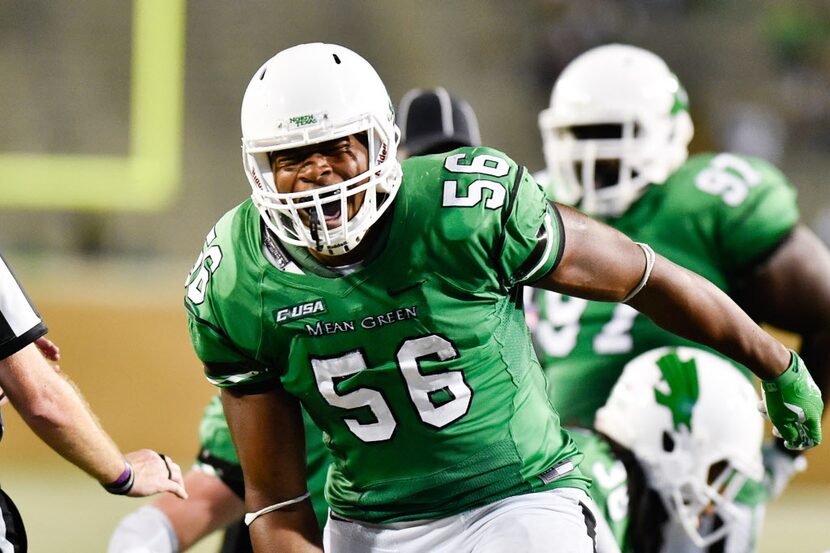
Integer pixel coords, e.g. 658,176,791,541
539,44,693,216
595,346,764,548
241,43,402,256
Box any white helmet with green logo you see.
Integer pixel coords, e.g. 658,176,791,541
241,43,402,256
595,346,764,547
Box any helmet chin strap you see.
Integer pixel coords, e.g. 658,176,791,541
308,209,323,252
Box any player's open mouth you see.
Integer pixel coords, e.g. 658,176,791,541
303,198,344,226
321,201,342,222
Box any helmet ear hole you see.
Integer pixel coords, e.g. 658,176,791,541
661,430,675,452
707,460,728,482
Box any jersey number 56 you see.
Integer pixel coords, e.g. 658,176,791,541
311,335,473,443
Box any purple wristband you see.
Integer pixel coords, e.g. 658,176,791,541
103,460,135,495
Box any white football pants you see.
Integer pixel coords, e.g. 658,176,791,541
324,487,609,553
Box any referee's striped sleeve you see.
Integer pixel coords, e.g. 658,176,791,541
0,253,47,360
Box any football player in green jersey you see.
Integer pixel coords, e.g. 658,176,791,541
531,43,830,550
570,346,767,553
108,86,484,553
184,42,821,553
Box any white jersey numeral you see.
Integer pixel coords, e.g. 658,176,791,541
312,351,397,442
443,180,506,209
534,293,588,357
444,153,510,177
311,335,471,443
593,303,638,354
532,292,638,357
694,153,761,206
441,153,509,209
398,335,471,429
592,460,630,522
186,227,223,305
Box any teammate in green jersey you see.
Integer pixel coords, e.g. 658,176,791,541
108,86,483,553
570,346,767,553
531,43,830,551
184,42,821,553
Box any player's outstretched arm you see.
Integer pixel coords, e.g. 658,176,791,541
536,204,822,450
0,342,187,498
220,380,322,553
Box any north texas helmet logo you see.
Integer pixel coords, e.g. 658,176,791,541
654,351,700,431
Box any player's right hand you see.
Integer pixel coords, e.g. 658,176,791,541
759,351,823,451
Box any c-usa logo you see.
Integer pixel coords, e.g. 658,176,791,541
274,299,327,325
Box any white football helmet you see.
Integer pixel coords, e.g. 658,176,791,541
538,44,694,216
595,346,764,548
241,43,402,256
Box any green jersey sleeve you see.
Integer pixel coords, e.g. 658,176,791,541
498,167,564,286
404,147,564,291
670,152,798,270
184,203,279,390
197,394,239,465
195,394,246,498
719,155,797,267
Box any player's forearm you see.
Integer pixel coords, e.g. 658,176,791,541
221,386,322,552
627,255,790,380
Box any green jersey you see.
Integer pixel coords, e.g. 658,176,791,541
568,429,631,550
185,147,588,523
195,394,331,528
531,153,798,427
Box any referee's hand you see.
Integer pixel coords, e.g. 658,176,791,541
126,449,188,499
